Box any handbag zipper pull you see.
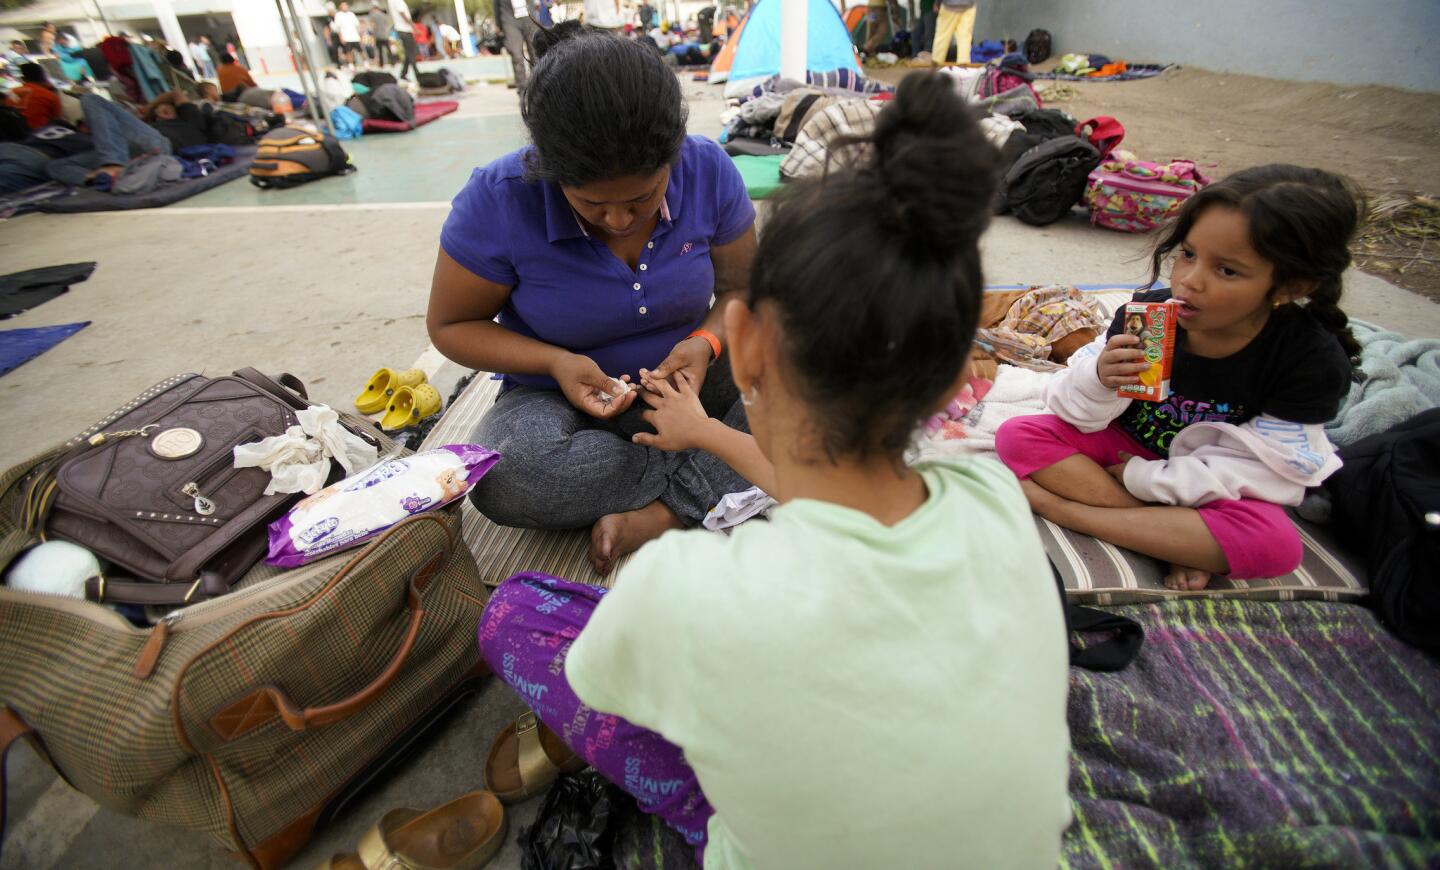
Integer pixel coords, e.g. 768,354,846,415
181,482,217,516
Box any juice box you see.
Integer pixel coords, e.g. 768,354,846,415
1116,301,1176,402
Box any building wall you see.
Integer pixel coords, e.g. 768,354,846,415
974,0,1440,92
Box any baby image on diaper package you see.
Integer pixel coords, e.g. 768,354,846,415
266,444,500,567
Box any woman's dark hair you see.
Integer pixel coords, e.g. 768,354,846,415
19,63,45,84
521,22,687,187
1148,164,1364,357
749,73,999,463
219,52,235,64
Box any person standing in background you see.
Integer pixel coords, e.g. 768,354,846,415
37,23,56,56
912,0,935,60
388,0,420,80
334,1,364,68
496,0,538,89
188,35,216,78
367,2,394,66
932,0,976,64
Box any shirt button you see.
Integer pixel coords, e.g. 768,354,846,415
633,283,641,290
639,264,648,271
639,306,648,315
647,242,654,249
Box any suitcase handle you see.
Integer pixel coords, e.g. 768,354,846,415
208,548,447,739
271,582,423,733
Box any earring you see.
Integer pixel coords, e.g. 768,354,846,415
740,384,759,407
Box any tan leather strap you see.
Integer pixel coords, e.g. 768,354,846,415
514,711,554,792
275,587,423,733
356,809,424,870
0,708,34,858
210,580,427,737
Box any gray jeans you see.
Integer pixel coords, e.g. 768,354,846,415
497,2,537,88
469,359,750,529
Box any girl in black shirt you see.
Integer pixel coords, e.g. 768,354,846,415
998,165,1360,590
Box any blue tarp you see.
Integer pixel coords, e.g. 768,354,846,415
0,322,89,377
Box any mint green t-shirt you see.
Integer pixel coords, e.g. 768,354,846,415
566,457,1072,870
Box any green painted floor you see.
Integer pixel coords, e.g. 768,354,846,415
181,56,530,207
185,110,529,207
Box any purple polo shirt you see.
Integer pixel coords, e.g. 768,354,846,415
441,135,756,391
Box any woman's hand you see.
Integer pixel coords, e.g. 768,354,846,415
1097,334,1150,389
645,336,712,395
550,353,637,420
634,371,713,452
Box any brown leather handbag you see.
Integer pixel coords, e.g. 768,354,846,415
15,368,384,606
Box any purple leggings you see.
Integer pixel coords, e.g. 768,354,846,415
478,573,714,864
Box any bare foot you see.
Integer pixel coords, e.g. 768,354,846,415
86,164,123,184
1165,563,1212,591
589,500,682,575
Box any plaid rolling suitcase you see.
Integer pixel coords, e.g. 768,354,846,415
0,411,490,867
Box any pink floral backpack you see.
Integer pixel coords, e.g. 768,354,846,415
1084,157,1212,233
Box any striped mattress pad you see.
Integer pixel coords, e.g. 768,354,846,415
422,288,1367,600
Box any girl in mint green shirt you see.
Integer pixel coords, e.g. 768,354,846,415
477,73,1071,868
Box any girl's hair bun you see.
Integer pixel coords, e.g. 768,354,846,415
867,72,1000,251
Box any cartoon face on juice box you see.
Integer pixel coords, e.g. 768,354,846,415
1116,301,1176,402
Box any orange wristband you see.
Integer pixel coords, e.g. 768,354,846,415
687,328,722,360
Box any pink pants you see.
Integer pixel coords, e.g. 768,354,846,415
995,414,1302,579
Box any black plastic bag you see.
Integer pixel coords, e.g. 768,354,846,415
520,770,623,870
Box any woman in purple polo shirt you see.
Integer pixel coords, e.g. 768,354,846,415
427,22,756,574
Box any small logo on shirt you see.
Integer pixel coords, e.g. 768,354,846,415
679,242,694,255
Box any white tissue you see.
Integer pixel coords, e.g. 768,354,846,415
233,404,380,495
702,487,778,533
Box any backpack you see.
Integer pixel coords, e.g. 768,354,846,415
1024,28,1052,64
249,126,354,189
416,70,447,90
1000,135,1100,226
772,90,840,144
1324,408,1440,653
1085,156,1211,234
1016,108,1079,140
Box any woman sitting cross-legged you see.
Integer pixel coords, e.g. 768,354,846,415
476,74,1072,869
427,21,756,575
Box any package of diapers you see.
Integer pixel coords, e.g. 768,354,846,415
266,444,500,568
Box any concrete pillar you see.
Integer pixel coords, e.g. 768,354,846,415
151,0,193,68
779,0,806,82
455,0,476,56
231,0,295,75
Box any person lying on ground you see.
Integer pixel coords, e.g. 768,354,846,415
0,93,172,191
216,52,257,96
476,72,1071,870
996,165,1361,590
428,21,757,575
144,90,206,150
5,63,62,130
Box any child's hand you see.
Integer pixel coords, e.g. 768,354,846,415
1105,452,1135,484
633,370,711,452
1097,334,1150,388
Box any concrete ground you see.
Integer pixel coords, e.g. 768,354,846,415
0,58,1437,870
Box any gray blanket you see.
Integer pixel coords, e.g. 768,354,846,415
1326,319,1440,446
